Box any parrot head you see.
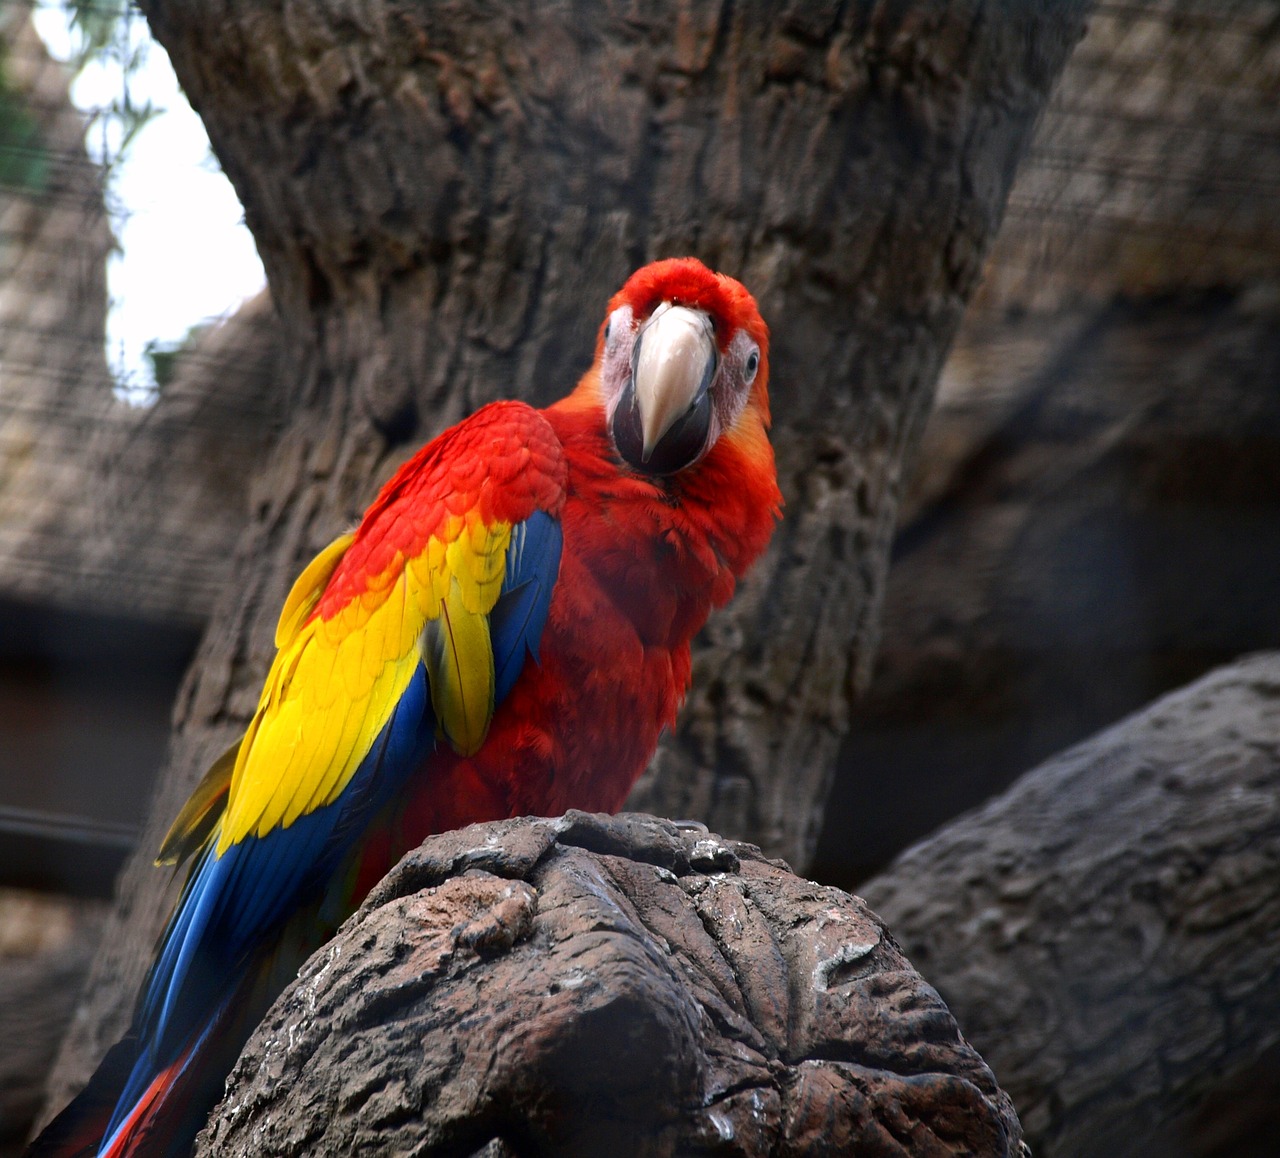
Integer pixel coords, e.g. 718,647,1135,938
597,257,771,476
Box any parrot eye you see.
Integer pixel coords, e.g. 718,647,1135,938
604,319,612,343
744,348,760,383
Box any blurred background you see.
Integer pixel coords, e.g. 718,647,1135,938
0,0,1277,1150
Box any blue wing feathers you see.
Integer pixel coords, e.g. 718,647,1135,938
492,511,563,701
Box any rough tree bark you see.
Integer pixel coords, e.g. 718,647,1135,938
862,653,1280,1158
197,812,1025,1157
43,0,1089,1118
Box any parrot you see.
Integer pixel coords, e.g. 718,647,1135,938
28,257,781,1158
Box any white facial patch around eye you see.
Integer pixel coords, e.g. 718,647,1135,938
600,305,636,422
603,305,629,354
721,329,761,428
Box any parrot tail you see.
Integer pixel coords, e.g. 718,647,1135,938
99,1041,201,1158
25,993,240,1158
23,1036,139,1158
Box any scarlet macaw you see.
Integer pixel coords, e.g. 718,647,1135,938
30,257,780,1157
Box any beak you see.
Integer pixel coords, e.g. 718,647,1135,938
612,303,718,474
632,304,717,460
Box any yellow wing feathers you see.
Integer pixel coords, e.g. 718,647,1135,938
420,517,512,754
423,577,495,757
275,532,355,649
405,514,511,617
214,516,514,853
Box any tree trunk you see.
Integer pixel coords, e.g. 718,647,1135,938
861,653,1280,1158
42,0,1089,1118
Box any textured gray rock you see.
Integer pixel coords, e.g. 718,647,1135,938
819,289,1280,882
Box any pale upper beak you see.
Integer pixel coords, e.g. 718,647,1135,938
631,303,718,462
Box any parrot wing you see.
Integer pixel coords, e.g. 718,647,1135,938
101,402,565,1152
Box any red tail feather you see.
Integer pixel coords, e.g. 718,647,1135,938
97,1039,199,1158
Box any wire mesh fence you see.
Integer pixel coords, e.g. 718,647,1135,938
981,0,1280,308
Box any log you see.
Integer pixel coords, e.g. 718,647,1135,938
861,653,1280,1157
198,812,1023,1157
